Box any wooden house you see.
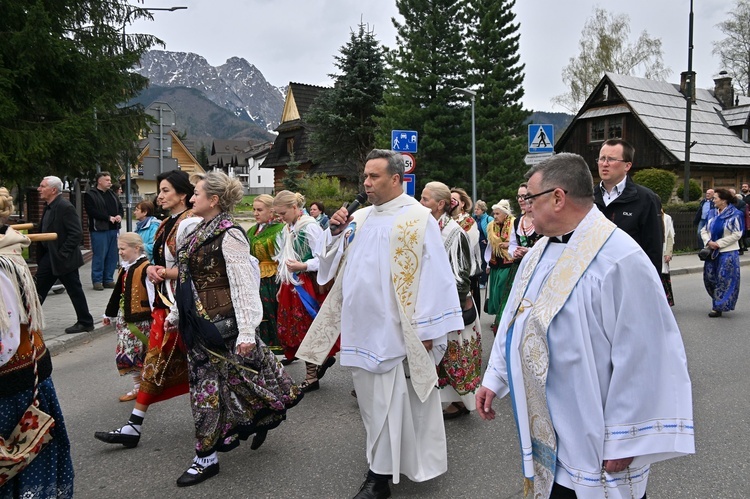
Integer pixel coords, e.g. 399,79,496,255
132,129,204,200
555,72,750,191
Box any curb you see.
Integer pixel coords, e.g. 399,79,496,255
670,254,750,277
46,323,114,357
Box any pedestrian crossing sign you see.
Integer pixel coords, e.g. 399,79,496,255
528,124,554,153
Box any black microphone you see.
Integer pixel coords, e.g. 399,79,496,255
330,192,367,231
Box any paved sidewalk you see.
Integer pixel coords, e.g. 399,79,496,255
42,250,750,356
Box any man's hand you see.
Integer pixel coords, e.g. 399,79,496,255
603,457,634,473
475,386,497,420
421,339,433,351
329,204,352,236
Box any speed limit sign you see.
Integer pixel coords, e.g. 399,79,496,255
401,152,416,174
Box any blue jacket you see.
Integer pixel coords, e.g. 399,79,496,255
135,216,160,263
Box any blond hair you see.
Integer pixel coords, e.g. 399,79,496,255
424,181,452,214
118,232,145,254
191,171,244,212
273,190,305,209
254,193,274,209
0,188,13,222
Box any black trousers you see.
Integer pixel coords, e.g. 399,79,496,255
550,482,646,499
35,253,94,327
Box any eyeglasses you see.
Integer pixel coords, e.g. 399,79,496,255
596,156,628,164
516,194,525,199
522,187,567,205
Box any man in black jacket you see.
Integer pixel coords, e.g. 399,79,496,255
594,138,663,274
36,176,94,334
83,171,123,290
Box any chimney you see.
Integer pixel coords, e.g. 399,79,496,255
714,70,734,109
680,71,696,103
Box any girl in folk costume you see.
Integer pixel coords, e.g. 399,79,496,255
246,194,284,354
172,172,302,486
450,187,483,316
273,191,338,392
484,199,515,335
420,182,482,419
0,188,74,497
95,170,200,448
102,233,155,402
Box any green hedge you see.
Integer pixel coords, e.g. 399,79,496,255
676,178,702,202
632,168,676,204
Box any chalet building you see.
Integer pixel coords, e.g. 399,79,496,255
208,139,274,195
261,82,350,192
555,72,750,192
132,129,204,200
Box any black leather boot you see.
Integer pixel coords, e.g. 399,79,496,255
352,472,391,499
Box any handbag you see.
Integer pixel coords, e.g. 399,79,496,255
0,329,55,486
698,247,714,261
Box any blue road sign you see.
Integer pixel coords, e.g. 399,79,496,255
528,124,554,153
392,130,418,153
403,174,416,197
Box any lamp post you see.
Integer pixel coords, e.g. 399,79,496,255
121,5,187,230
682,0,694,202
453,87,477,203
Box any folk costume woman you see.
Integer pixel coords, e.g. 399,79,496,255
508,183,542,284
662,209,676,306
246,194,284,353
484,200,515,334
421,182,482,420
0,188,74,498
102,233,155,402
174,172,302,487
273,191,338,392
701,188,743,317
95,170,199,448
450,187,483,317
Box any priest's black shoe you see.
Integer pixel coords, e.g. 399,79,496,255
353,475,391,499
65,322,94,334
93,428,140,448
176,461,220,487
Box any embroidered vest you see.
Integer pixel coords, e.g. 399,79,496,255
0,326,52,397
189,231,234,321
105,257,151,322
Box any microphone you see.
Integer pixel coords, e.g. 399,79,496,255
330,192,367,231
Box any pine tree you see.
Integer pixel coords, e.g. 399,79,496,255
0,0,160,188
465,0,530,202
307,22,387,182
378,0,470,191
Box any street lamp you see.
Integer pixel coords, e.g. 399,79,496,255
453,87,477,203
122,4,187,230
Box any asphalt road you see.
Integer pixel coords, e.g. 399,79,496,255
50,268,750,498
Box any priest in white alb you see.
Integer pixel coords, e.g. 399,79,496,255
476,153,694,499
296,149,464,499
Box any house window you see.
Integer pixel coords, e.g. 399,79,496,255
286,138,295,155
590,119,605,142
258,175,261,183
589,116,623,143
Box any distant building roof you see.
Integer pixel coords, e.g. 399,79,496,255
564,72,750,167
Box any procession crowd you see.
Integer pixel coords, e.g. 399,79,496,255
7,138,740,498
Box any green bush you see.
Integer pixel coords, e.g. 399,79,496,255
676,178,702,202
664,201,701,212
632,168,676,204
299,174,356,215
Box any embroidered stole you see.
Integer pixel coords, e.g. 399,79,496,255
297,203,438,402
504,209,616,499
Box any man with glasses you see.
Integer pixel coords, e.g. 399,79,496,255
476,153,694,499
594,138,663,273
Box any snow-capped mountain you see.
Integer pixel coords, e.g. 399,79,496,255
137,50,285,132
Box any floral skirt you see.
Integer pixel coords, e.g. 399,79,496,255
703,250,740,311
187,334,304,454
115,316,150,375
437,314,482,411
137,308,189,405
0,378,74,499
276,275,332,360
258,276,282,353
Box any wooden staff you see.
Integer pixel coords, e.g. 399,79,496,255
9,223,34,231
26,233,57,242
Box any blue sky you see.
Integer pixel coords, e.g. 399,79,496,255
130,0,731,112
